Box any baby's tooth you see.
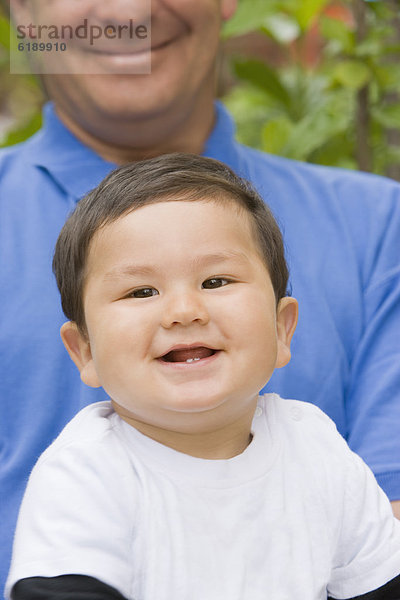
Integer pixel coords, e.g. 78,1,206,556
186,358,194,363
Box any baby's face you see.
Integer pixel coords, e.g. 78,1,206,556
65,199,297,439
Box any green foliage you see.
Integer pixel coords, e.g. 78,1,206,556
0,1,399,180
0,6,43,148
222,0,400,179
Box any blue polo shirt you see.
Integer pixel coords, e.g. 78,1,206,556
1,102,400,593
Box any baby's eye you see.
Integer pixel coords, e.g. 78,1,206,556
202,278,230,289
128,287,159,298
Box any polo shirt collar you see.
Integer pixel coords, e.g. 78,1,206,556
202,101,242,169
30,100,242,200
30,102,115,200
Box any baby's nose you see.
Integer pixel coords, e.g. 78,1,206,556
161,291,210,328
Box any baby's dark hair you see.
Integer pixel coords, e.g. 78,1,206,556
53,153,289,331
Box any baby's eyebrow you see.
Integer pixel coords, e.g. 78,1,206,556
103,264,155,281
190,250,249,270
103,251,250,281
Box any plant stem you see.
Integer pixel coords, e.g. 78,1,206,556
384,0,400,181
353,0,371,172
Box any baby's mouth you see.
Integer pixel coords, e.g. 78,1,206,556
160,346,216,364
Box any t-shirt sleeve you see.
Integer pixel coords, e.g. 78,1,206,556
5,436,137,600
327,425,400,599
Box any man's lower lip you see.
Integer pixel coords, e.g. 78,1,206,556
157,351,220,368
89,48,149,56
83,50,151,65
87,40,171,57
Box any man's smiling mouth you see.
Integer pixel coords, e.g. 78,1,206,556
85,38,174,56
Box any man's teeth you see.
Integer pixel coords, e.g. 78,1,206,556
185,357,201,363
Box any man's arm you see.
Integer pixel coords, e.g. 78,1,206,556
345,261,400,503
391,500,400,520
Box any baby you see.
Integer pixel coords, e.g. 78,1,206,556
6,154,400,600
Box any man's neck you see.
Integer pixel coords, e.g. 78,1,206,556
54,97,216,165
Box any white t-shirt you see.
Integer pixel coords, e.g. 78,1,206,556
5,394,400,600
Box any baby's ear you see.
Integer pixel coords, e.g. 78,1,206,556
60,322,101,388
275,297,298,369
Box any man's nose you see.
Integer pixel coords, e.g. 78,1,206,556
161,290,210,329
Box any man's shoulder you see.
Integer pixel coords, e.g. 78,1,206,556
236,143,400,200
0,141,27,170
0,133,43,179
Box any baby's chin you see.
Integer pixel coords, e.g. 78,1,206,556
111,389,259,432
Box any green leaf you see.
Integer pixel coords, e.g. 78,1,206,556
0,15,10,50
0,111,42,148
282,100,351,160
372,105,400,130
262,14,300,44
385,147,400,163
320,16,354,53
292,0,329,31
261,116,292,155
353,38,383,58
372,64,400,91
221,0,279,39
234,59,292,110
332,60,372,90
311,134,355,169
222,84,274,148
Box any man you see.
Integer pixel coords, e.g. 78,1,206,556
1,0,400,595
